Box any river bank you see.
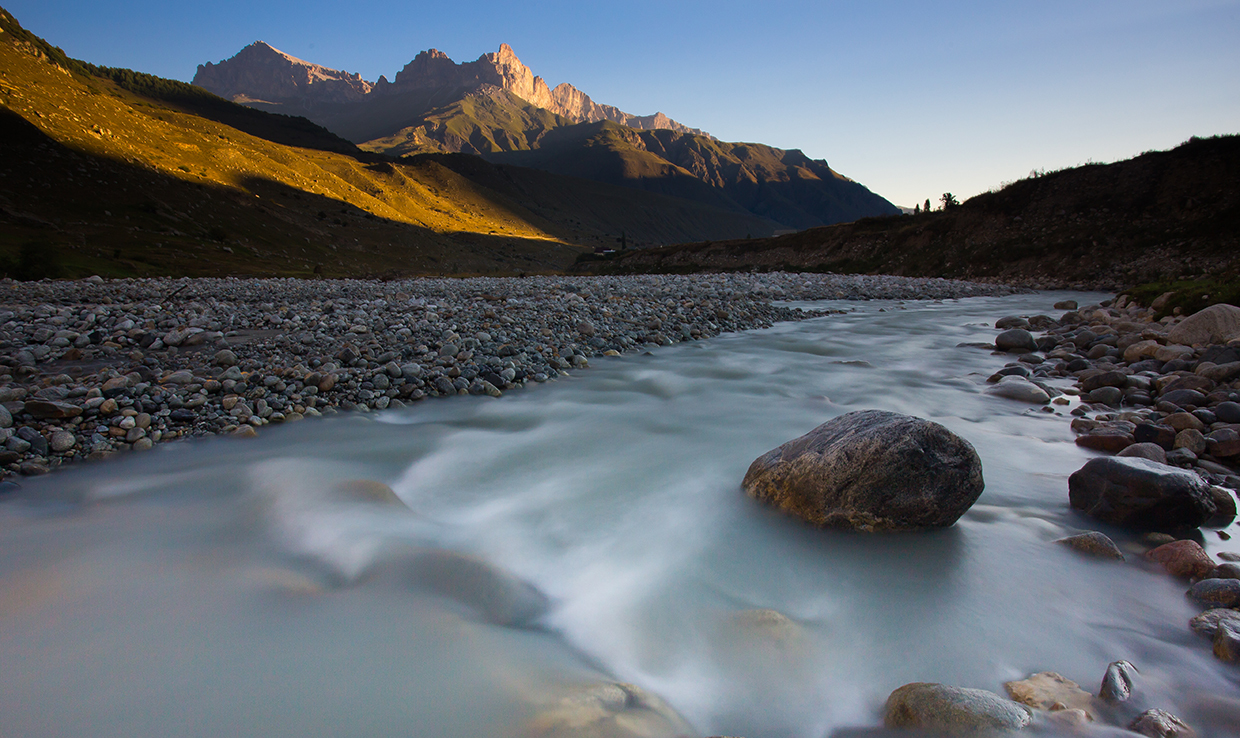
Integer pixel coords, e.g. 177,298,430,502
0,272,1017,481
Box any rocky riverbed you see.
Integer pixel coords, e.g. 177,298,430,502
896,296,1240,738
0,272,1016,481
982,297,1240,493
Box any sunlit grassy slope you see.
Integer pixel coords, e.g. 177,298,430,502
359,88,566,157
0,8,774,278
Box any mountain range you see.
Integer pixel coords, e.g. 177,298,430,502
193,42,899,230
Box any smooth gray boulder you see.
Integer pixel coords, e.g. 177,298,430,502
742,410,984,532
884,682,1032,734
985,376,1050,404
1068,457,1217,531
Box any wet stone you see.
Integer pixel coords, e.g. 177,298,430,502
1003,672,1096,719
1145,540,1215,579
1128,709,1196,738
49,431,75,453
1214,620,1240,664
1054,531,1125,560
1118,443,1168,464
1068,457,1217,531
1190,608,1240,639
884,683,1032,734
1099,660,1139,704
1188,579,1240,608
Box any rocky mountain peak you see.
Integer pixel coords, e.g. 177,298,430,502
194,41,372,103
193,41,706,135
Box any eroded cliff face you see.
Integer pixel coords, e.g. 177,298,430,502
192,42,702,134
193,41,372,104
547,83,707,135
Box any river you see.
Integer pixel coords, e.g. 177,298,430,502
2,291,1237,738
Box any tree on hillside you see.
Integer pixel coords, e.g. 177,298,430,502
940,192,959,209
924,198,932,213
913,204,920,214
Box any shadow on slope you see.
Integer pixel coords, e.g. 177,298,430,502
575,135,1240,289
0,106,579,279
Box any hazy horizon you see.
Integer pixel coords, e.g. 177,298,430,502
7,0,1239,207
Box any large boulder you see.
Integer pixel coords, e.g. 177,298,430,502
884,683,1032,734
742,410,984,532
1167,303,1240,346
1068,457,1216,531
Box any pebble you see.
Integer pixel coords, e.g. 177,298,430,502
0,273,1013,479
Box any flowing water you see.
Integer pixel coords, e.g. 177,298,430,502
3,292,1239,738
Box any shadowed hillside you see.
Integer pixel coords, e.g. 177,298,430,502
575,135,1240,289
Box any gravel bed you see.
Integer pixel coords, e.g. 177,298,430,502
0,272,1017,480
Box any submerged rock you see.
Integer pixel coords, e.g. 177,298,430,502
330,478,405,506
1068,457,1217,531
1128,708,1196,738
723,608,803,650
883,682,1031,734
742,410,984,532
400,549,550,627
1003,671,1096,720
523,681,695,738
1054,531,1125,560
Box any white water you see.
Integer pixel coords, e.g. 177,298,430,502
2,292,1238,738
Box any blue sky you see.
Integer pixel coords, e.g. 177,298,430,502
11,0,1239,207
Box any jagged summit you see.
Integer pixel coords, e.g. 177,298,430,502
193,42,706,135
195,41,372,103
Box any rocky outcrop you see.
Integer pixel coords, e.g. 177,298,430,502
548,82,708,136
742,410,985,532
383,44,556,110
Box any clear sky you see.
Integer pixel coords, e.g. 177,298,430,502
9,0,1239,207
